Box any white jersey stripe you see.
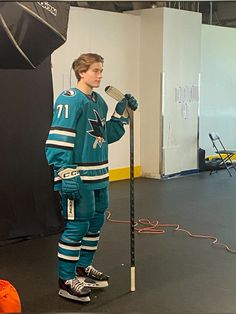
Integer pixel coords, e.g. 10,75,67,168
76,164,108,171
82,236,100,241
46,140,74,148
80,173,109,181
81,245,98,251
57,253,79,261
49,130,76,137
59,243,81,251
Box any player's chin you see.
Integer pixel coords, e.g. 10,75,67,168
93,81,101,88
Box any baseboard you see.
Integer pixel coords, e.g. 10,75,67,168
207,154,236,160
109,166,141,182
161,168,199,179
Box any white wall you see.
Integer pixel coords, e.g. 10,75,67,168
138,7,201,178
139,8,163,178
162,8,201,175
200,25,236,155
51,7,140,170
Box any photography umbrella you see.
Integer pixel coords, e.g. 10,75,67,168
0,1,70,69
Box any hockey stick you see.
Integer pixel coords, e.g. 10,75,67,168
105,85,136,292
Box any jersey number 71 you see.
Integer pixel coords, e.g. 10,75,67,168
57,104,69,119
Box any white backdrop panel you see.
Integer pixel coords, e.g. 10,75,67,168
200,25,236,155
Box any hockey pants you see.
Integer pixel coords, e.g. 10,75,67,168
58,186,109,280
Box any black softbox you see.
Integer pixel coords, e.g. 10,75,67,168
0,1,70,69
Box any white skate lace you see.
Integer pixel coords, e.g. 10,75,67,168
67,278,85,292
86,265,102,276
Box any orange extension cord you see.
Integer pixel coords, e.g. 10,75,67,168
106,210,236,254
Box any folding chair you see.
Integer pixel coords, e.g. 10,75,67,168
208,132,236,176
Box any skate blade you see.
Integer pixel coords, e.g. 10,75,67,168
78,277,109,288
58,289,90,302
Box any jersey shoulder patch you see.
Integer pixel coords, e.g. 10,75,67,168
63,89,76,97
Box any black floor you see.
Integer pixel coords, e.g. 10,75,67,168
1,170,236,313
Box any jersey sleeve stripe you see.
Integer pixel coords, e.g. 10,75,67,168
50,126,76,133
77,163,108,171
49,129,76,137
47,133,75,145
45,140,74,148
80,173,109,181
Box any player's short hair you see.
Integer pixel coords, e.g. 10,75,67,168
72,53,104,81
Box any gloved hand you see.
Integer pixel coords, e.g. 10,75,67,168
113,94,138,124
114,94,138,116
114,97,128,116
125,94,138,111
58,168,81,200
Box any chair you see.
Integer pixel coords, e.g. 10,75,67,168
208,132,236,176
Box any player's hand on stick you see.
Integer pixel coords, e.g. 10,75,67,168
114,94,138,116
125,94,138,111
113,97,129,124
58,167,81,200
114,97,128,116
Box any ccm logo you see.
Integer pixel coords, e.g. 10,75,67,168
62,170,79,179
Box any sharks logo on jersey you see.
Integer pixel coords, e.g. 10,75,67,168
87,110,106,149
63,89,76,97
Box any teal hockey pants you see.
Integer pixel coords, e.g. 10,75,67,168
58,186,109,280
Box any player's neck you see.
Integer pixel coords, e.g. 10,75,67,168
76,81,93,95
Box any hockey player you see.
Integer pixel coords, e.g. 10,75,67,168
45,53,138,302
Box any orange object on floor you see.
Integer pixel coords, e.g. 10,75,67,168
0,280,21,313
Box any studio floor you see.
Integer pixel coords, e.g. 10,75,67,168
1,170,236,313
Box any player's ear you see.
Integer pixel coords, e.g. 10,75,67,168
79,70,86,78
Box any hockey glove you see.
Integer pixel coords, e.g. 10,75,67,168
125,94,138,111
58,167,81,200
115,97,128,116
113,97,129,124
113,94,138,124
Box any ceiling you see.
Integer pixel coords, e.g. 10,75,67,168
69,1,236,28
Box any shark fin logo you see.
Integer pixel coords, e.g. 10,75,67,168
87,110,106,149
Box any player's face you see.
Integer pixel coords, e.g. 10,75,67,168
81,62,103,89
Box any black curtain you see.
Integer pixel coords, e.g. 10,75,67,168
0,57,63,245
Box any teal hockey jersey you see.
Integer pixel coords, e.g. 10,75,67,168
45,88,126,191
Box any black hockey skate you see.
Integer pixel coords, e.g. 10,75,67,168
58,277,91,302
76,265,109,288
